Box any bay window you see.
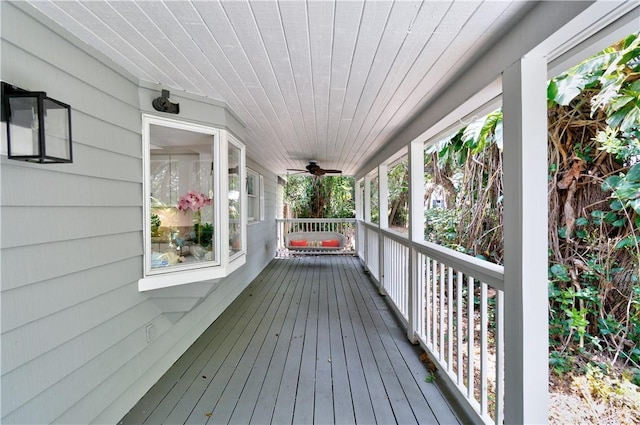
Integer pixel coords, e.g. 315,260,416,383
139,115,246,291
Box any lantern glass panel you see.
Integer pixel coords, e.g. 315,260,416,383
8,95,40,157
43,98,71,161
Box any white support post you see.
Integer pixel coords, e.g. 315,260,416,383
364,176,371,223
503,55,549,424
355,179,363,256
364,176,371,267
355,179,363,221
378,164,388,295
379,164,389,230
408,141,424,242
408,141,424,343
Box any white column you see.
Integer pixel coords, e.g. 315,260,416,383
364,176,371,267
378,164,388,295
355,179,363,221
378,164,389,229
355,179,363,257
408,141,424,241
364,176,371,223
502,55,549,424
407,140,424,342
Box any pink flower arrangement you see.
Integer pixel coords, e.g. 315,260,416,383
177,190,212,213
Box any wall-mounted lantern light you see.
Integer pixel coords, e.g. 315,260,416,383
1,82,73,163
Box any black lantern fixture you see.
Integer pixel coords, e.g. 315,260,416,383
1,82,73,163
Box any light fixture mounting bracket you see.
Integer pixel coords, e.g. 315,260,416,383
152,89,179,114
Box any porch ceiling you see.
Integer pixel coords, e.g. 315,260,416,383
24,0,534,176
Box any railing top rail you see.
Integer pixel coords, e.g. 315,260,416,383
276,218,356,223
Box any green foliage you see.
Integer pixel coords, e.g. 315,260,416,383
546,33,640,380
550,350,572,375
387,160,409,227
591,33,640,136
193,222,213,247
151,214,161,238
462,109,504,153
424,372,436,383
424,207,462,248
596,128,640,161
603,163,640,216
370,176,380,224
284,175,354,218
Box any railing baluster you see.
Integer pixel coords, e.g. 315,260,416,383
467,275,475,400
457,271,464,386
425,256,431,348
417,253,425,340
496,289,504,425
447,266,454,372
481,282,488,416
404,244,409,317
432,259,438,356
439,262,445,362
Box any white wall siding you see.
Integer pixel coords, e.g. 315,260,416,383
0,2,276,424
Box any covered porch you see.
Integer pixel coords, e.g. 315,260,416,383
120,255,462,424
2,1,639,424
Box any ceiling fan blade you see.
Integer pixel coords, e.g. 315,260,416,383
322,169,342,174
286,169,308,172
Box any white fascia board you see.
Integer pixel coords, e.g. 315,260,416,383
547,2,640,78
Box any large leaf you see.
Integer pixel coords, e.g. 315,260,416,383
462,110,502,154
614,180,640,200
462,119,484,151
630,198,640,215
618,104,640,134
602,175,621,191
570,50,616,76
550,264,571,282
627,163,640,182
494,119,503,150
551,73,590,105
615,235,638,249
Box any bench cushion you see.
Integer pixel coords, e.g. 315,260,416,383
322,239,340,247
285,231,346,250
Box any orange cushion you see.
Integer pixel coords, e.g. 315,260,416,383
289,240,307,247
322,239,340,247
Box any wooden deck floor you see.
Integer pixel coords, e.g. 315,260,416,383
120,256,461,425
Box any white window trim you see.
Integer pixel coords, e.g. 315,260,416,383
259,174,265,221
246,167,263,223
225,132,246,262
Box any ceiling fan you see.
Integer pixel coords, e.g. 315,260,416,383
287,161,342,177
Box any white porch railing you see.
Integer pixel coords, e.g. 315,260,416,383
276,218,356,256
358,220,505,425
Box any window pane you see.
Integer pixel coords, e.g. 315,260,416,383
228,144,242,254
247,169,260,222
149,124,216,271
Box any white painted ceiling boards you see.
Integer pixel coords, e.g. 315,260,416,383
26,0,536,176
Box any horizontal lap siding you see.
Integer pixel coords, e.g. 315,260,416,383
0,3,153,424
1,4,276,424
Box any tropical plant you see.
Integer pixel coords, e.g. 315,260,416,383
422,32,640,373
284,174,355,218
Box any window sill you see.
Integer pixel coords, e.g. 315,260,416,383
139,253,246,291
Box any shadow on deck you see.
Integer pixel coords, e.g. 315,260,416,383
120,256,462,424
